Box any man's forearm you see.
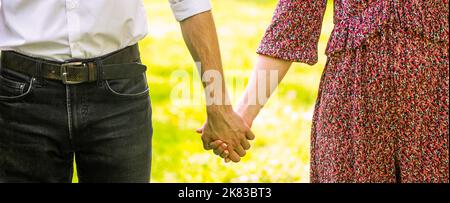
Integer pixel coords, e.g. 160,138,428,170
179,11,231,113
179,10,254,161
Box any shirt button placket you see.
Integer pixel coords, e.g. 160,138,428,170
66,0,82,59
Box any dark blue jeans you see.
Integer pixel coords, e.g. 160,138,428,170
0,57,152,183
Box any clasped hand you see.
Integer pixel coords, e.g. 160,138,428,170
196,108,254,163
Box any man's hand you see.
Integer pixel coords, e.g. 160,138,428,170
196,106,255,163
177,10,256,162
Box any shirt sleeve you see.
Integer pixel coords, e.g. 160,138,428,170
168,0,212,21
257,0,327,65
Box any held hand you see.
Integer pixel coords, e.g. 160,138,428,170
223,105,254,163
220,108,255,163
196,108,255,163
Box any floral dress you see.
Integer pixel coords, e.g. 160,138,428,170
257,0,449,183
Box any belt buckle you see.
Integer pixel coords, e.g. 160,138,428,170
61,62,86,85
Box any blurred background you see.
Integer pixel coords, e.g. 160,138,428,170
73,0,334,183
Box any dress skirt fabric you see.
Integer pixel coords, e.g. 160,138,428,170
257,0,449,182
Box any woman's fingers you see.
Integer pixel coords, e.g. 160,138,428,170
206,131,255,162
213,145,228,157
213,147,227,157
210,140,229,158
220,150,229,158
209,140,224,149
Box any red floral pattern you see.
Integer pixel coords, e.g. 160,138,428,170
258,0,449,183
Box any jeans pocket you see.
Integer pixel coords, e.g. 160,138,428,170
0,69,35,101
104,73,149,99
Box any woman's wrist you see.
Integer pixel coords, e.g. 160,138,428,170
235,103,260,128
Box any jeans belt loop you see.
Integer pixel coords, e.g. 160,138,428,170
35,60,45,86
95,58,103,86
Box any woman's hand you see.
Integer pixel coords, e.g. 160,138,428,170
203,54,293,163
196,106,255,163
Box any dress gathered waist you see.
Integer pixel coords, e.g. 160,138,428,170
326,0,449,56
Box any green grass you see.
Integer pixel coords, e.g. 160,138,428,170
73,0,334,183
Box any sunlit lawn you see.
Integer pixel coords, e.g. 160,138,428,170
73,0,333,183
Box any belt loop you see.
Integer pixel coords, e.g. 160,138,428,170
35,60,46,87
0,51,4,73
87,62,96,82
96,58,103,86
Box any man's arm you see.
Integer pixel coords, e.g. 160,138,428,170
179,11,226,104
172,6,254,162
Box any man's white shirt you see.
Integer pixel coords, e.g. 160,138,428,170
0,0,211,61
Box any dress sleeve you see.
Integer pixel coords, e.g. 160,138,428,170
257,0,328,65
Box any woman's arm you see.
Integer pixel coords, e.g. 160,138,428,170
236,54,293,127
217,54,292,163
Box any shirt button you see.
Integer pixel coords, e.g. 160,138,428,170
72,43,80,50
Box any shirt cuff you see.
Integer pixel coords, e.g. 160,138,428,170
170,0,212,21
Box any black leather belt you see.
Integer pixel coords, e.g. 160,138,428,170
0,44,147,85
